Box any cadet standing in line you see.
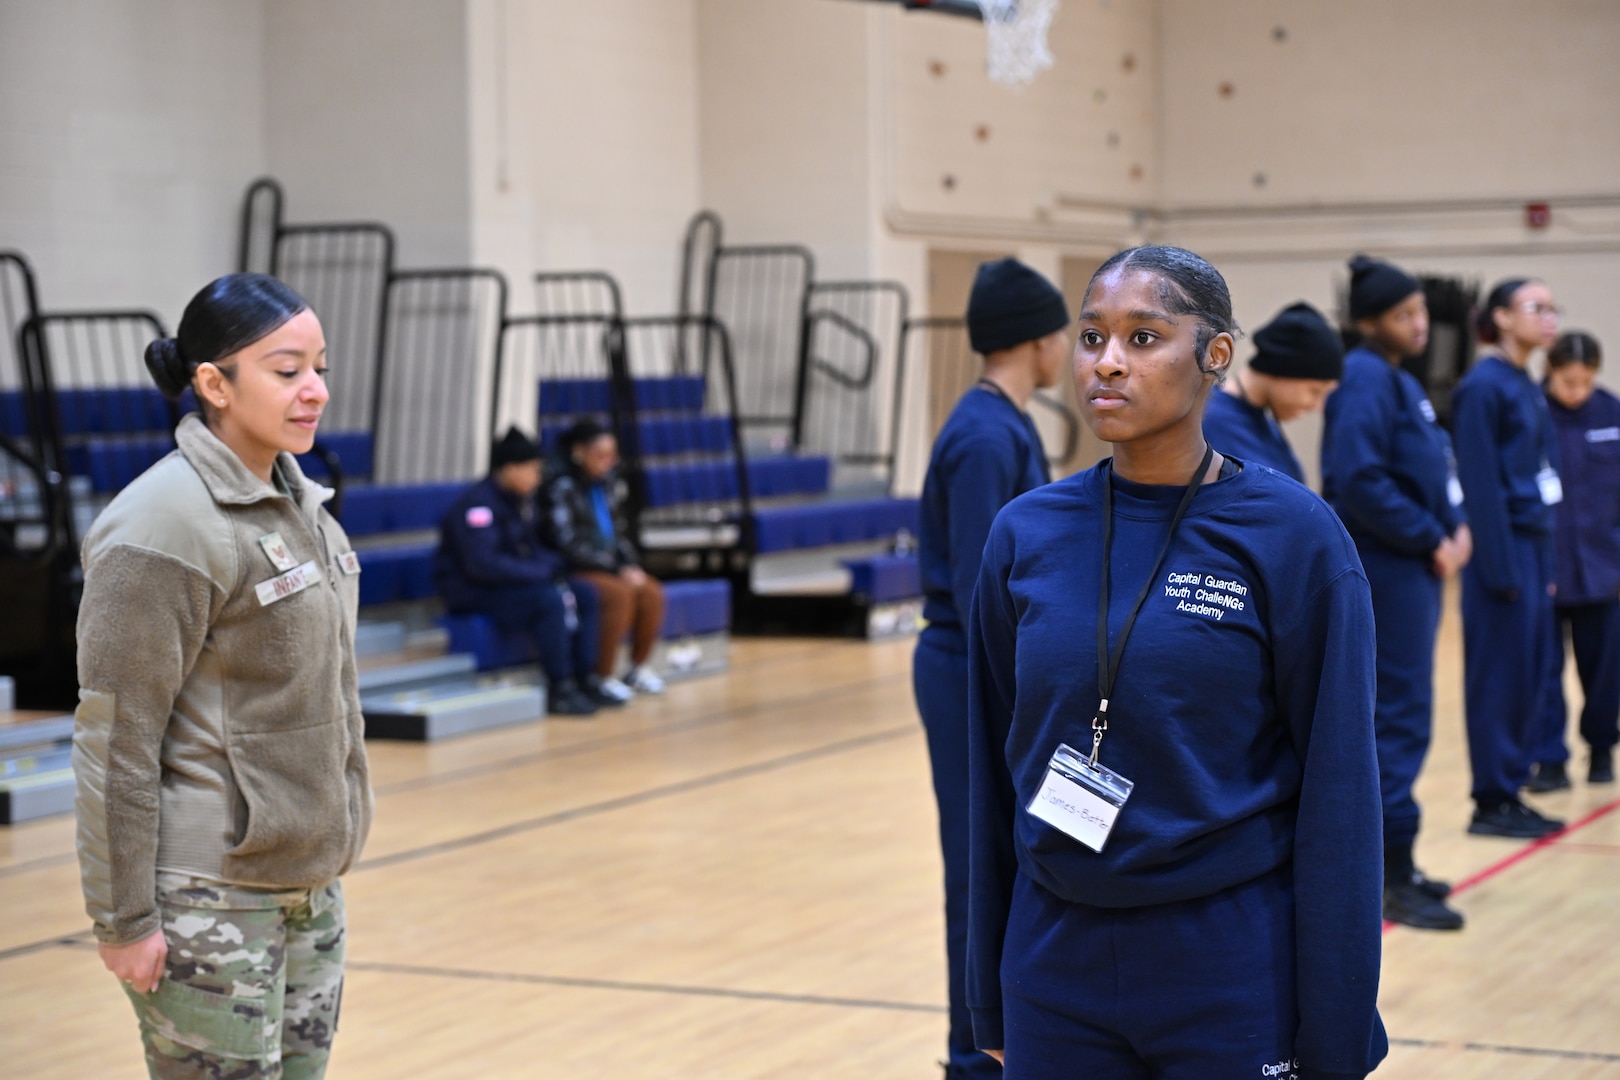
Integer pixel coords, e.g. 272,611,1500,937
1453,277,1566,837
1536,331,1620,788
915,258,1070,1080
968,247,1386,1079
1202,301,1342,482
75,275,371,1078
1320,255,1470,930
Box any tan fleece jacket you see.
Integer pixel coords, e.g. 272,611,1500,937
73,415,372,945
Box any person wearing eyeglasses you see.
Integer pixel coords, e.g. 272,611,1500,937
1537,331,1620,788
1453,278,1566,837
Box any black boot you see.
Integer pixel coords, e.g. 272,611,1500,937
1384,842,1463,928
1525,761,1572,794
548,678,598,717
1590,747,1615,784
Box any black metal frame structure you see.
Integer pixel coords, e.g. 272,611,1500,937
897,315,1079,473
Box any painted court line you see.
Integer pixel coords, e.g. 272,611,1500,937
1389,1036,1620,1064
1384,796,1620,933
343,959,948,1015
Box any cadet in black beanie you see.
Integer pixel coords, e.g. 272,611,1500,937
912,257,1070,1080
1203,302,1342,483
490,425,541,471
1321,255,1473,932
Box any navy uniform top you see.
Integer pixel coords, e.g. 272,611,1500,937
1548,386,1620,605
1453,355,1558,595
1203,385,1304,482
434,475,565,611
1321,346,1465,557
967,461,1385,1077
918,384,1050,637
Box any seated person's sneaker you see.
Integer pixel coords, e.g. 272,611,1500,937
626,666,666,694
585,676,631,707
548,679,598,717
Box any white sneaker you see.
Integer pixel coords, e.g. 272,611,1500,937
598,676,635,703
625,666,666,694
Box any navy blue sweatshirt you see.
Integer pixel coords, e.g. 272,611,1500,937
919,385,1050,634
1548,386,1620,605
1203,386,1304,482
1321,346,1465,557
434,475,565,610
967,460,1386,1077
1453,355,1558,594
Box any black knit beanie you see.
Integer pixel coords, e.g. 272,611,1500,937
1348,254,1422,321
966,259,1071,355
490,425,540,469
1249,303,1345,381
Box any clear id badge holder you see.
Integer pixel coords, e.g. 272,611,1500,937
1027,742,1134,853
1537,466,1563,506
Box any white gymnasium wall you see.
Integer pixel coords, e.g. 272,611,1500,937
1155,0,1620,484
0,0,266,316
263,0,474,267
695,0,880,277
467,0,703,315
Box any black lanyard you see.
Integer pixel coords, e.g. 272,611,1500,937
1090,442,1215,766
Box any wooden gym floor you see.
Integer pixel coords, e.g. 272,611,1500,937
3,590,1618,1078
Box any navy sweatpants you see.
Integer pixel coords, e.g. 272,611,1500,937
456,579,600,684
1536,599,1620,764
1000,867,1299,1080
915,626,1002,1080
1358,541,1442,850
1461,532,1554,802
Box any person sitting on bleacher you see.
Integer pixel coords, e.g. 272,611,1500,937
434,426,621,716
543,419,667,697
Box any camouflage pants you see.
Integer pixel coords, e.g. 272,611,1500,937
122,872,346,1080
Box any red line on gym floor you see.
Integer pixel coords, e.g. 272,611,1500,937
1383,797,1620,934
1545,841,1620,855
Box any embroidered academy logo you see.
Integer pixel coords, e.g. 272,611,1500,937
1260,1059,1298,1079
1163,570,1249,622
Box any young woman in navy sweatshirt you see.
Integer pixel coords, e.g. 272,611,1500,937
1453,279,1567,835
967,246,1386,1080
916,258,1069,1080
1537,331,1620,787
1320,256,1470,931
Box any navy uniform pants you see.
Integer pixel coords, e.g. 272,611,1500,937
1000,866,1299,1080
915,626,1002,1080
456,579,601,684
1535,599,1620,765
1461,532,1554,801
1357,541,1442,851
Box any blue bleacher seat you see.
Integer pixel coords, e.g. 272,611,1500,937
751,497,919,555
355,543,438,607
338,482,467,538
297,431,375,481
442,577,732,672
842,554,922,604
538,376,707,419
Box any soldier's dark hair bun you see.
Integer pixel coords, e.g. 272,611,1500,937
143,273,310,405
144,337,192,400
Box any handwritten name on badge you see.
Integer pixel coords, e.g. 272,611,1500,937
1163,570,1248,622
255,560,323,607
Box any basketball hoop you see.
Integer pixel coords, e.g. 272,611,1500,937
978,0,1057,87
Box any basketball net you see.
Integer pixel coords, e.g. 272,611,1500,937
978,0,1058,87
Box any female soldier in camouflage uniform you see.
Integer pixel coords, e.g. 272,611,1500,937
73,274,372,1078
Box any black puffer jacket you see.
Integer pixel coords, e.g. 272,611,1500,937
542,465,639,573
